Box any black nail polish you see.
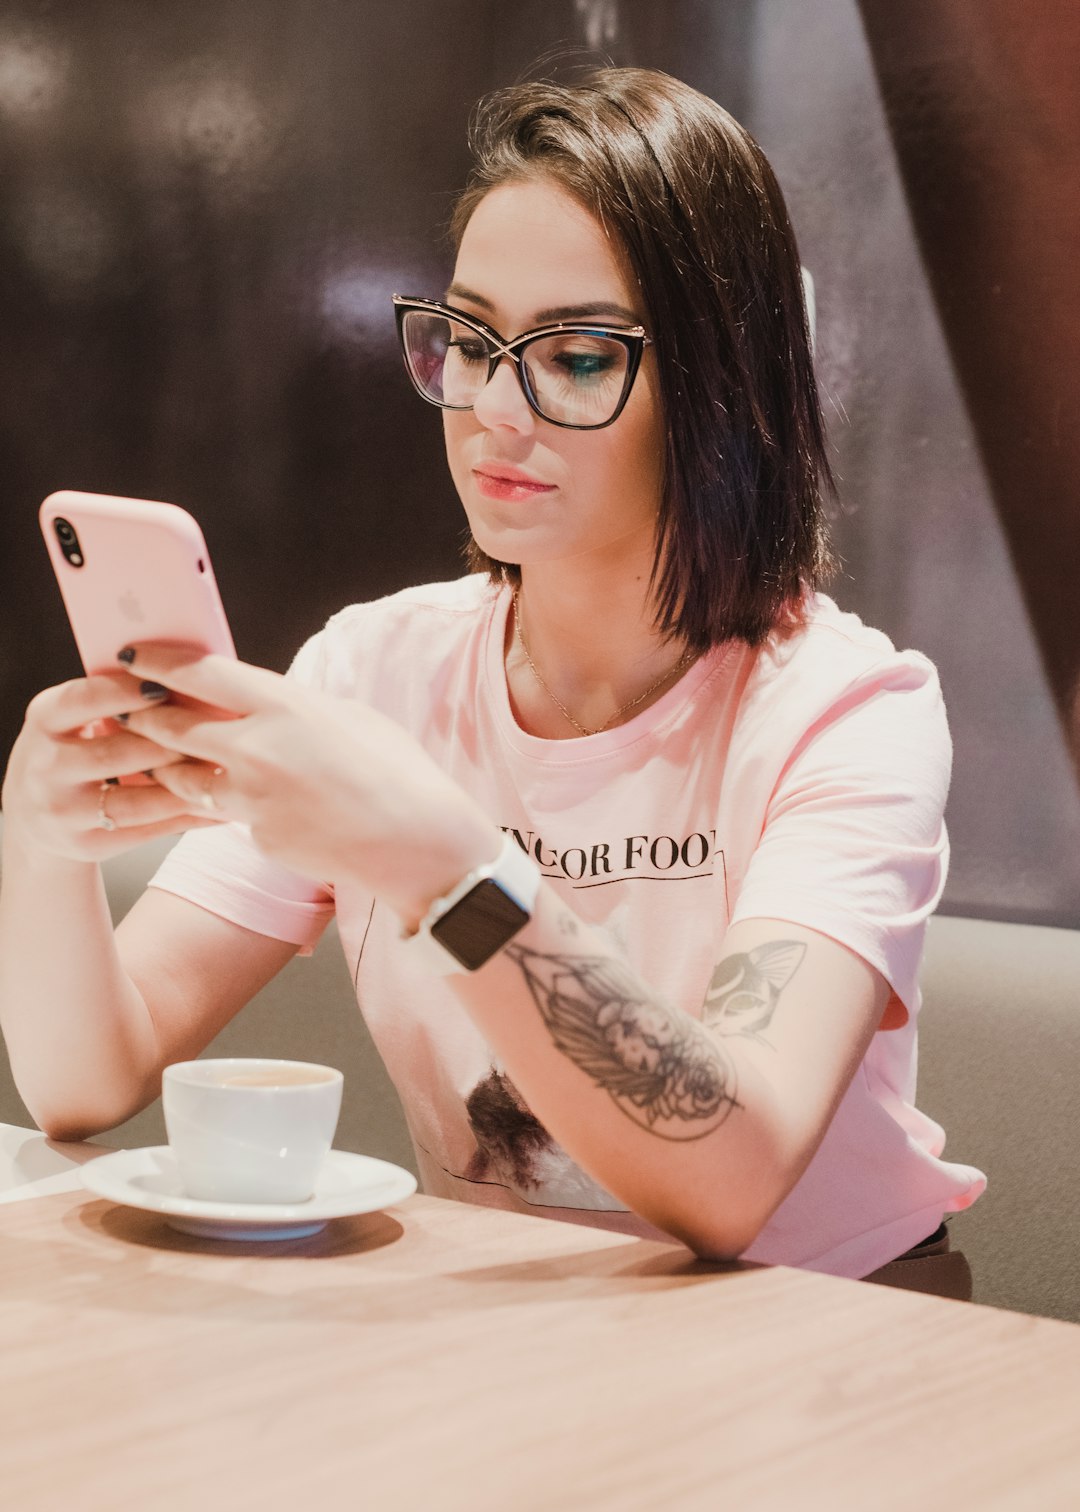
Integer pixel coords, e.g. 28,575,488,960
117,647,136,665
139,680,168,700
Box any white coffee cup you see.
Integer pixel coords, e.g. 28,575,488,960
162,1058,344,1204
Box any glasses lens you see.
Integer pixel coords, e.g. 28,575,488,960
523,333,631,426
400,308,636,426
401,310,490,408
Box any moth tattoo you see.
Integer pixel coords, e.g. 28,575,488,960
702,941,807,1041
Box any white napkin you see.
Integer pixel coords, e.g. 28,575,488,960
0,1123,112,1204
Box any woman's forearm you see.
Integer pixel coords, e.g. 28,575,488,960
0,827,160,1139
449,885,790,1258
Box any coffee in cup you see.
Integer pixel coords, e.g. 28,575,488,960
218,1067,337,1089
162,1057,343,1204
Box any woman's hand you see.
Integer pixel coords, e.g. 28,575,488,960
1,671,215,864
121,643,499,926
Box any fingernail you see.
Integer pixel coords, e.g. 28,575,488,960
117,647,136,665
139,681,168,700
115,712,130,726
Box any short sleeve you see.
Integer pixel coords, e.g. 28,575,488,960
146,629,336,954
728,654,951,1014
148,821,335,952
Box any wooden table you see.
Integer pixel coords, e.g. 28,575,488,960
1,1182,1079,1511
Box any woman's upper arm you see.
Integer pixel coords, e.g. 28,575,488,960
701,914,890,1208
116,887,299,1070
729,651,951,1032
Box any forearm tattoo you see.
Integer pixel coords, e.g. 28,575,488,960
702,941,806,1042
503,943,740,1141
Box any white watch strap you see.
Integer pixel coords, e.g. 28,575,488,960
401,834,540,974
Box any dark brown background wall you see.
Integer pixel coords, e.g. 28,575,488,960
2,0,1078,925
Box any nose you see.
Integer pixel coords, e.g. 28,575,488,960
471,353,535,433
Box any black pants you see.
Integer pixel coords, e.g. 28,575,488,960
863,1224,972,1300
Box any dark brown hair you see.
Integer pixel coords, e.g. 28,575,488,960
450,67,834,650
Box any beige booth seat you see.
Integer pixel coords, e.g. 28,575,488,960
916,914,1080,1325
1,828,1078,1323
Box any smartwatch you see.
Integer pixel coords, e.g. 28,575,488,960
402,834,540,974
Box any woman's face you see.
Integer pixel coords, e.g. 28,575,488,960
442,178,665,574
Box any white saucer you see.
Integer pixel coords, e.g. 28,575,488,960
80,1146,417,1241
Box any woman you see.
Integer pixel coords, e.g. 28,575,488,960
0,68,984,1277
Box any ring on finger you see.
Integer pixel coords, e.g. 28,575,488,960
97,781,117,832
200,765,226,814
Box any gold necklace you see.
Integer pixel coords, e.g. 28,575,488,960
512,590,696,737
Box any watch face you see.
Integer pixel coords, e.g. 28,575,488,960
430,878,530,971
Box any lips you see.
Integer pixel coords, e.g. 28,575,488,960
472,463,556,502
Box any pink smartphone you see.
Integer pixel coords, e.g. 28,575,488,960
39,490,236,675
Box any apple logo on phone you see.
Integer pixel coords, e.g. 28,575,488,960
118,590,145,623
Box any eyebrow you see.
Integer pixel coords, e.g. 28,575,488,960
444,283,642,327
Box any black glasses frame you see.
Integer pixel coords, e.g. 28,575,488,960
392,295,651,431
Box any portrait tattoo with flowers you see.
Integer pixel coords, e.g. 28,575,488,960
504,943,743,1140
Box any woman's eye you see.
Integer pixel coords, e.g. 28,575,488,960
447,338,489,365
553,350,615,383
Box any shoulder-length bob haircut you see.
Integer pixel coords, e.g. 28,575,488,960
450,67,835,650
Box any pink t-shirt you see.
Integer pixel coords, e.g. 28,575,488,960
150,576,985,1275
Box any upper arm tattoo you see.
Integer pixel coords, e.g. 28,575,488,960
702,940,806,1042
504,943,739,1141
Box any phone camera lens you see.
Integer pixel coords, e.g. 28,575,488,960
53,517,85,568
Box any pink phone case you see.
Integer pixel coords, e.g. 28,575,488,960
39,490,236,675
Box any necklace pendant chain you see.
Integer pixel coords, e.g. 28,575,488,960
513,591,695,738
